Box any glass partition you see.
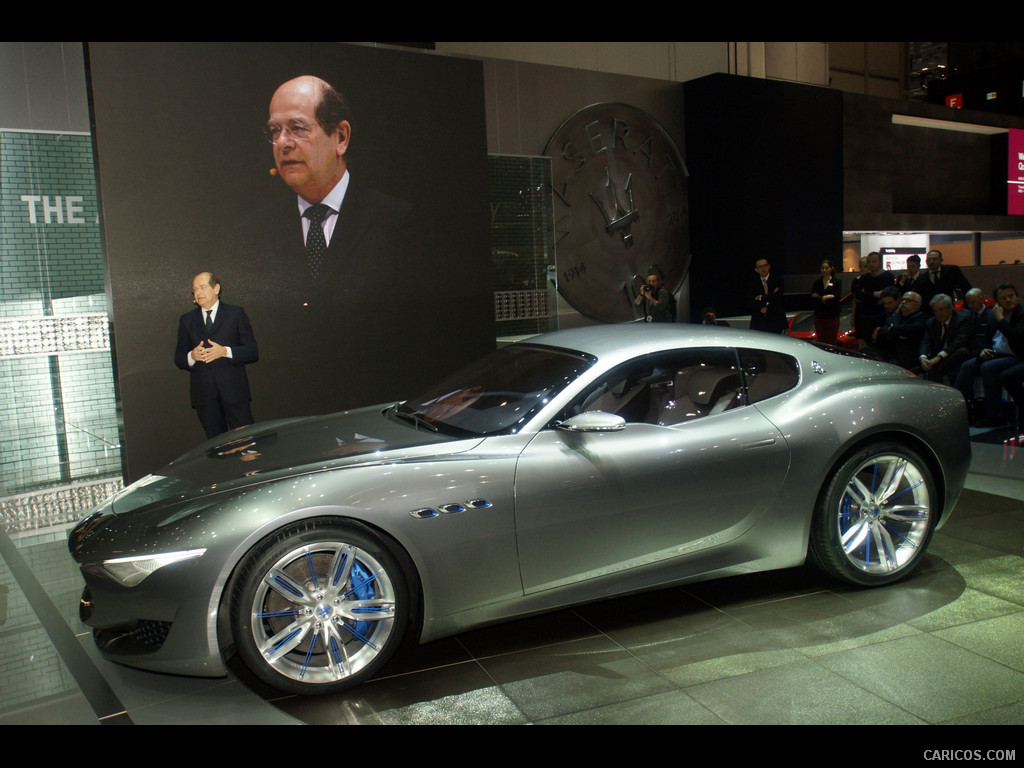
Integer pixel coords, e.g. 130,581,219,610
488,155,558,338
0,130,121,504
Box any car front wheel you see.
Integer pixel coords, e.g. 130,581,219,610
231,519,413,695
810,442,937,586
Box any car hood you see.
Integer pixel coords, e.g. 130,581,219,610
113,404,474,514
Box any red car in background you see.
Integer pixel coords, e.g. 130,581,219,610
787,293,857,349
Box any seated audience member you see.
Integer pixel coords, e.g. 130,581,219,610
918,293,976,383
955,285,1020,427
862,287,901,355
865,291,926,370
991,283,1024,429
963,287,996,351
877,286,901,326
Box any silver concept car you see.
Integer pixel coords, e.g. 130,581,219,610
69,324,971,695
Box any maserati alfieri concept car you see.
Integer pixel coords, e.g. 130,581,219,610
70,324,971,694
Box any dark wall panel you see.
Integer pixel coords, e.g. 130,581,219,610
683,74,843,321
842,91,1024,232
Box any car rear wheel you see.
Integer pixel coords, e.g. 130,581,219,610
810,443,937,586
231,520,412,695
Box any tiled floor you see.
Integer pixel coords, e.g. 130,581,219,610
2,425,1022,727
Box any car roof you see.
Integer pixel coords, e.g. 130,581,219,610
523,323,811,363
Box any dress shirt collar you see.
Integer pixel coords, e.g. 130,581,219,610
297,171,349,219
297,171,349,247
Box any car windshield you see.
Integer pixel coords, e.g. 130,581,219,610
393,344,597,437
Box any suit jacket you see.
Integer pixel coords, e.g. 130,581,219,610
174,302,259,408
995,304,1024,358
874,309,926,369
917,264,972,306
919,309,976,360
969,306,996,351
853,270,897,317
810,276,842,319
749,273,787,332
243,180,413,306
898,270,924,290
236,181,418,417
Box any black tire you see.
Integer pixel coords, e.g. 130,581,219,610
809,442,937,586
231,519,413,695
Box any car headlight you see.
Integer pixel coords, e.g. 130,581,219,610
101,549,206,587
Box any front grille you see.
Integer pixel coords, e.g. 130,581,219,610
130,620,171,649
94,619,172,654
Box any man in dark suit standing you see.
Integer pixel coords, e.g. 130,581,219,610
898,253,924,291
918,293,976,383
919,249,972,308
174,272,259,439
749,257,787,333
853,251,897,349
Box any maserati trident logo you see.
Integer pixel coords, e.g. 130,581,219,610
543,102,689,323
589,168,639,247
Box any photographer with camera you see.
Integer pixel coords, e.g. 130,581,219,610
634,269,673,323
701,307,729,326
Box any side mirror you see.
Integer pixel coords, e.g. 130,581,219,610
556,411,627,432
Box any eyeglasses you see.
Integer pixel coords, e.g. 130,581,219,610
263,121,316,145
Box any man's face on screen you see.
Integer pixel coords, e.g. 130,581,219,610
268,77,349,204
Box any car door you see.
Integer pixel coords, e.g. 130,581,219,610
513,347,793,594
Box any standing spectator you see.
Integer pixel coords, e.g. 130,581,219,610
899,253,924,291
810,258,842,346
749,257,787,333
853,251,896,349
919,249,972,308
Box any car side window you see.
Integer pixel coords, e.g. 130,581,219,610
566,348,744,426
738,349,799,404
